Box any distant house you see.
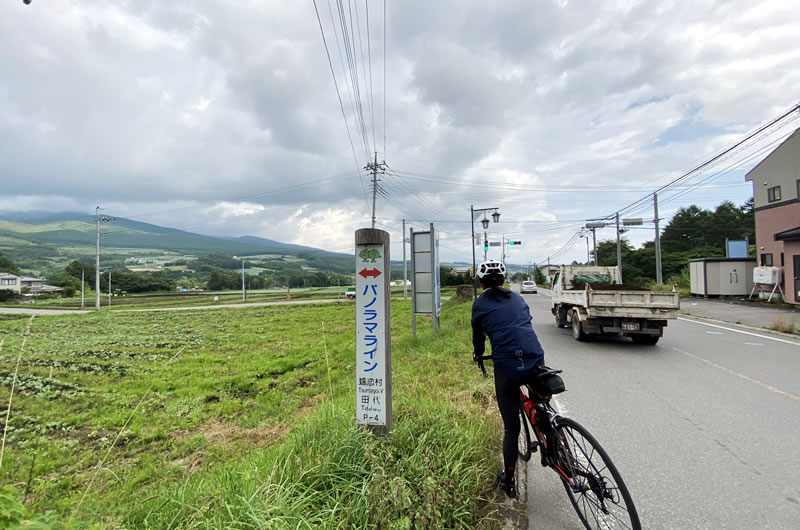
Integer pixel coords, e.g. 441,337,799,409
744,128,800,305
0,273,62,295
542,265,561,278
449,266,471,275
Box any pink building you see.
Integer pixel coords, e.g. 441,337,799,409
744,128,800,304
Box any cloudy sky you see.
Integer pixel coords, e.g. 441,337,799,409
1,0,798,265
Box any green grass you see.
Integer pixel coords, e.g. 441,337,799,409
2,287,456,311
0,298,502,528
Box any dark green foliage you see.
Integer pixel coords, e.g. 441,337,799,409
64,260,95,281
533,266,546,285
597,200,754,286
0,289,17,302
99,270,175,293
0,252,20,275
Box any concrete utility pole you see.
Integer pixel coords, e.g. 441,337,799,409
365,152,387,229
584,232,590,264
402,218,408,299
95,207,100,310
654,193,663,284
81,269,85,309
241,260,246,301
94,207,114,310
616,212,623,282
470,206,477,298
108,270,112,308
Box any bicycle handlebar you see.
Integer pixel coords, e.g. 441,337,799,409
475,353,492,378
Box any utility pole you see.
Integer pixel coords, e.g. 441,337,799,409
94,207,115,310
654,193,663,284
108,270,112,308
584,232,590,264
402,218,407,299
501,234,505,265
592,227,598,266
241,260,246,301
616,212,622,283
365,152,387,229
470,206,477,299
95,207,100,310
81,269,85,309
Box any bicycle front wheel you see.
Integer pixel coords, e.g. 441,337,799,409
517,405,532,462
554,417,640,530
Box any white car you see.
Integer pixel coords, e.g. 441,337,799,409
520,281,538,294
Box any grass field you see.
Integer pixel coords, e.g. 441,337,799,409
0,297,503,528
1,286,458,311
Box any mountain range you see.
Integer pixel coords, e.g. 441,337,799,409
0,211,351,273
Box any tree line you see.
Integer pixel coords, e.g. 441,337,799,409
595,199,754,286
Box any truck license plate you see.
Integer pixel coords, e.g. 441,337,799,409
622,322,640,331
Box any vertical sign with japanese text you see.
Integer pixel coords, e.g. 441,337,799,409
355,229,391,433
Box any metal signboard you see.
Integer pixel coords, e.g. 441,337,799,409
622,218,643,226
489,242,501,247
355,229,391,434
726,238,749,259
410,223,441,335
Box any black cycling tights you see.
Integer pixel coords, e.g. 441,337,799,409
494,368,521,471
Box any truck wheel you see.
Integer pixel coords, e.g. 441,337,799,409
631,335,659,345
554,309,567,328
572,315,588,341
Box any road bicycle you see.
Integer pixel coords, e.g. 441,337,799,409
477,355,641,530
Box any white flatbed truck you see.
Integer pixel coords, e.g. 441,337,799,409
550,265,680,345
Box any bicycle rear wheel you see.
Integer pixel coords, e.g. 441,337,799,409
554,417,640,530
517,405,532,462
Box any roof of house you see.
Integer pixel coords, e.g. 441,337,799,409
744,127,800,180
774,226,800,241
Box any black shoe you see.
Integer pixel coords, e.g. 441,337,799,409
497,470,517,499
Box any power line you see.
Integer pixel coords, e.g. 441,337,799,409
311,0,370,214
383,0,390,155
607,102,800,220
365,0,376,150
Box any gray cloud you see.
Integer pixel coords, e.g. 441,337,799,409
0,0,796,263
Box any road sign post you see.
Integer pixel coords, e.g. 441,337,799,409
355,228,392,435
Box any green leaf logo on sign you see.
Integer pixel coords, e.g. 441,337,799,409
359,248,381,263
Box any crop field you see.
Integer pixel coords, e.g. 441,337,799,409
0,297,502,528
1,286,457,311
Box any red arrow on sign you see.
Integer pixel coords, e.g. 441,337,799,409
359,268,382,278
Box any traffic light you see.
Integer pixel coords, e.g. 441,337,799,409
484,241,489,253
508,241,522,246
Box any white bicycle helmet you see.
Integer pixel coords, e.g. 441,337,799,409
476,259,506,279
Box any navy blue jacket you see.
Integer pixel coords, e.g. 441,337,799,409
472,288,545,381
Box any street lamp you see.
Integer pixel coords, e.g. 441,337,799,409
469,205,500,299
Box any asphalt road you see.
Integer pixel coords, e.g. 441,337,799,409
519,291,800,530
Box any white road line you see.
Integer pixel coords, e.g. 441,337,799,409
674,347,800,401
677,317,800,347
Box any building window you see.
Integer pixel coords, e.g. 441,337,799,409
781,253,785,267
767,186,781,202
760,253,773,266
0,278,17,286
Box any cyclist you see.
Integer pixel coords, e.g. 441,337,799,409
472,259,546,499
